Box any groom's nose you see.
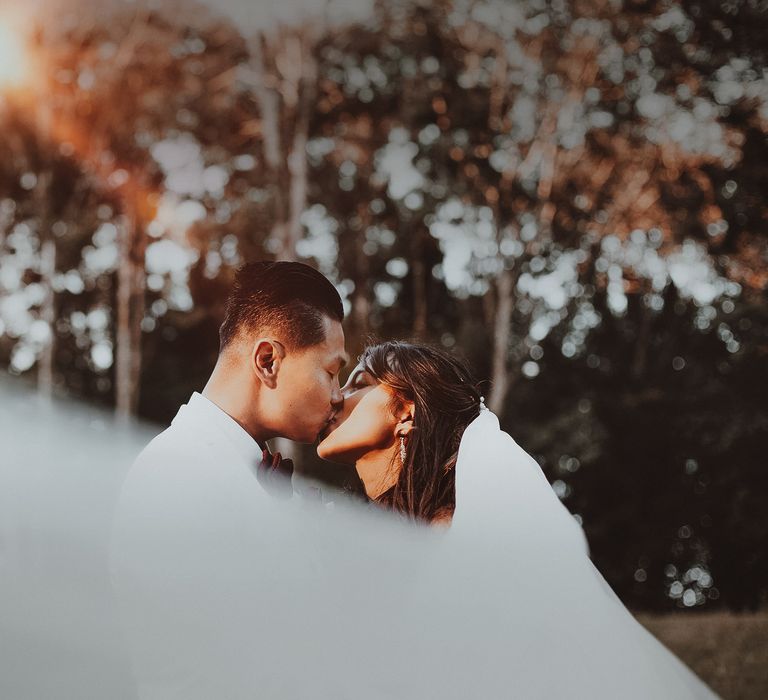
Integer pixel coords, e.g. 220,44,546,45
330,383,344,411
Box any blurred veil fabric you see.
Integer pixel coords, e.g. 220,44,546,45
106,403,718,699
445,408,718,699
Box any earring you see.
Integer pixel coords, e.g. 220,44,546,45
399,435,407,464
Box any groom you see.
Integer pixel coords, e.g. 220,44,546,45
110,261,349,697
109,262,347,700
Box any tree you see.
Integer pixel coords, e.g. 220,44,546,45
33,3,252,418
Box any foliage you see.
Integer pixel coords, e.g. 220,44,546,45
0,0,766,609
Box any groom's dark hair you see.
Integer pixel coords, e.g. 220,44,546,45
218,261,344,352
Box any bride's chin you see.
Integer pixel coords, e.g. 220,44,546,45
316,439,332,459
317,436,357,466
316,436,341,462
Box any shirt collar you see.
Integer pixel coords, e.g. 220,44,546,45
183,392,266,466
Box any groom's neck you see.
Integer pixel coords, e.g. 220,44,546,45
202,362,268,445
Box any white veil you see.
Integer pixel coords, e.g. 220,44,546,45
432,406,720,699
3,384,718,699
452,405,589,551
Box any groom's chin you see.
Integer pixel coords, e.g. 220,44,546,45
284,422,329,445
315,420,336,446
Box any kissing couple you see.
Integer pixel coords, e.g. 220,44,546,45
111,261,718,699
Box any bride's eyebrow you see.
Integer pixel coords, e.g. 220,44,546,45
348,368,369,384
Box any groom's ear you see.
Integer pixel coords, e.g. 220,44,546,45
251,339,285,389
394,400,416,437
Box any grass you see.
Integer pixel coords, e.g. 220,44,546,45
637,610,768,700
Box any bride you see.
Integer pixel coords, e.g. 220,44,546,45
318,340,481,525
316,340,718,699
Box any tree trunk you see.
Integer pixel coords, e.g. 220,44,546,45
248,33,290,257
282,133,306,263
115,212,146,422
37,235,56,400
487,268,515,415
129,251,146,414
631,304,651,380
0,199,14,248
351,230,371,343
411,226,428,339
115,220,131,421
35,166,55,400
249,30,319,263
282,35,317,262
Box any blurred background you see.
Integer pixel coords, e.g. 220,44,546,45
0,0,766,695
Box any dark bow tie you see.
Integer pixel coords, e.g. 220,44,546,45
256,446,294,500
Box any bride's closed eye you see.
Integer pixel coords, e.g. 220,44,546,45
344,370,372,393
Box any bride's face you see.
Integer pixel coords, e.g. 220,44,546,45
316,364,399,464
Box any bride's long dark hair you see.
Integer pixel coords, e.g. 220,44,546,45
359,341,484,523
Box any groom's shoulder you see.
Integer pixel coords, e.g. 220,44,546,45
116,405,228,521
133,405,215,468
132,422,187,467
125,401,215,482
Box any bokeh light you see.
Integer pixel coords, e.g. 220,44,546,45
0,18,28,88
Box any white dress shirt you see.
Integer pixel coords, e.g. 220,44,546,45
179,392,265,467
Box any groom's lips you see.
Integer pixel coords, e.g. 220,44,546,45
318,416,337,442
319,413,339,440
